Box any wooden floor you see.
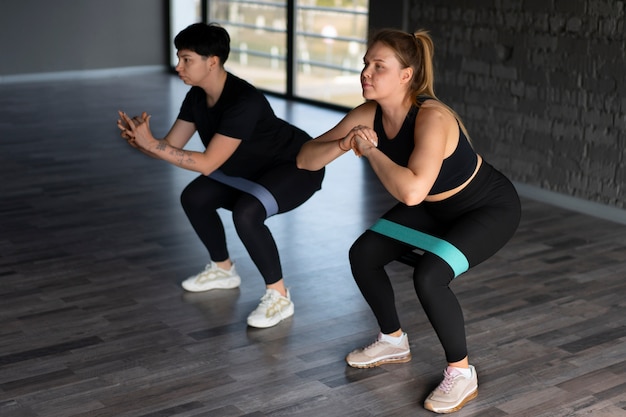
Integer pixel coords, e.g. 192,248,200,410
1,72,625,417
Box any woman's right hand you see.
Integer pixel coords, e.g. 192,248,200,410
346,125,378,157
117,111,144,149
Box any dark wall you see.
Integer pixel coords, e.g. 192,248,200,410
0,0,167,77
370,0,625,209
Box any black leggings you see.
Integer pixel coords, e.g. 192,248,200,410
349,162,521,363
181,162,324,285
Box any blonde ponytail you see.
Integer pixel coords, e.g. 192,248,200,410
412,30,436,99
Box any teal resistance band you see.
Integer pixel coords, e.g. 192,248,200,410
209,170,279,217
369,218,469,278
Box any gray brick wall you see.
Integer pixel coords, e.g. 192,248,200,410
374,0,624,208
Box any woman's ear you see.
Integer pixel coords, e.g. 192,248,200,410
207,55,220,71
401,67,413,84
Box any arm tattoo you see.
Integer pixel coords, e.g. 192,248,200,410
171,149,196,166
155,140,167,151
155,140,196,167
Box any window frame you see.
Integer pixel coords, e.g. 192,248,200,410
169,0,368,111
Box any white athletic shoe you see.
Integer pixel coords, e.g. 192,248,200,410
424,365,478,413
346,333,411,368
247,288,294,328
181,262,241,292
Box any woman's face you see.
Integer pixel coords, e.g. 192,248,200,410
361,42,412,102
175,49,211,86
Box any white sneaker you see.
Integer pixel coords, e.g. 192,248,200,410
424,365,478,413
247,289,294,328
346,333,411,368
181,262,241,292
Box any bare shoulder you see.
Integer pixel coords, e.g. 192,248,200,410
334,100,377,131
413,99,461,157
415,99,457,127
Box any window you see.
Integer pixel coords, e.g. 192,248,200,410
209,1,288,95
168,0,202,67
293,2,368,108
170,0,369,108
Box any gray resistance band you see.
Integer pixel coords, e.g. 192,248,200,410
209,170,279,217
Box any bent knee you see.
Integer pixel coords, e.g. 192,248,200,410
413,255,455,292
180,185,201,209
349,234,376,264
232,199,267,227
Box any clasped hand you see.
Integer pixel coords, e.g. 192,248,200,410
117,110,153,150
341,125,378,157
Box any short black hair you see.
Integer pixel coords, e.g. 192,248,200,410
174,22,230,64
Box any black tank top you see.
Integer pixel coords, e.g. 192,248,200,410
373,99,477,195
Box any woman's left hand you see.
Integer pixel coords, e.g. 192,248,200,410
348,125,378,157
117,111,154,150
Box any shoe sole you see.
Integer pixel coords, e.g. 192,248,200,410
346,352,412,368
424,388,478,414
182,277,241,292
247,305,294,328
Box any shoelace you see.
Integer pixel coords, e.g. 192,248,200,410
437,369,459,394
362,335,387,352
259,291,278,307
259,291,290,316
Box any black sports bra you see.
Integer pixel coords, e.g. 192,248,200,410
373,99,477,195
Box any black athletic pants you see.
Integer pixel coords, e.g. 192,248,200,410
349,162,521,363
181,162,324,285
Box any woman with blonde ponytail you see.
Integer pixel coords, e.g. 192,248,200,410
298,28,520,413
